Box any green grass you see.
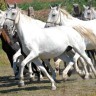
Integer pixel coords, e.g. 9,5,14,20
18,0,96,12
18,0,63,10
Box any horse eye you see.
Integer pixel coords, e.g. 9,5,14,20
52,14,56,17
12,12,15,15
87,12,90,15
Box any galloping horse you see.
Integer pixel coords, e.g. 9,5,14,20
4,5,96,90
0,8,45,81
45,5,96,79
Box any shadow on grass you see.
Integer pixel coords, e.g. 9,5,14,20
0,75,77,94
0,85,51,94
0,76,18,87
0,76,52,93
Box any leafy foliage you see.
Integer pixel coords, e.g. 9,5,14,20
18,0,96,12
0,0,6,10
18,0,63,10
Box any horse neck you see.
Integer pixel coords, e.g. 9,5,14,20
91,9,96,19
16,13,39,42
60,10,81,26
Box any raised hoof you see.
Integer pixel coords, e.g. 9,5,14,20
62,74,68,81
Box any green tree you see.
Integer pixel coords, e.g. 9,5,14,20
0,0,6,10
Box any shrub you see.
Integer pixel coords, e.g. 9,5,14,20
0,0,6,10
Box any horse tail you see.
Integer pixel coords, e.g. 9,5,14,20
73,25,96,46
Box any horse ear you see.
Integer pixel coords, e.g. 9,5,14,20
83,5,87,9
49,4,52,9
14,3,17,8
7,3,10,8
57,4,61,10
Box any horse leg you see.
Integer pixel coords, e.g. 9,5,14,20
13,49,22,79
54,58,62,75
18,51,38,87
67,50,85,77
73,47,96,78
27,62,35,82
72,51,90,79
79,57,90,79
33,59,56,90
19,51,56,90
43,59,56,81
58,53,74,81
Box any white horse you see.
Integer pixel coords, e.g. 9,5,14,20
4,4,81,81
0,10,6,29
4,4,58,82
0,8,36,81
4,6,96,90
45,5,96,79
83,5,96,20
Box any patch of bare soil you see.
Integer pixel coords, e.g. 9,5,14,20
35,9,50,21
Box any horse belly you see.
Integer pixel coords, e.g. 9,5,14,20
39,44,67,59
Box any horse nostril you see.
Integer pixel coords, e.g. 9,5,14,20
45,25,49,28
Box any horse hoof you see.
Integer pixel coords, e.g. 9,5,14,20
84,75,89,80
80,74,85,79
18,82,25,87
51,86,56,90
62,74,68,81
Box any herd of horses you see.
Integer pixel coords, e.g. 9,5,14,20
0,3,96,90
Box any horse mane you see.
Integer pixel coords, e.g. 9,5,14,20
60,8,74,19
73,25,96,46
1,29,11,44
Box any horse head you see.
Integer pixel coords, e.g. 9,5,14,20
45,4,74,27
3,4,20,50
45,4,62,28
82,5,96,20
0,10,6,29
72,3,82,18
